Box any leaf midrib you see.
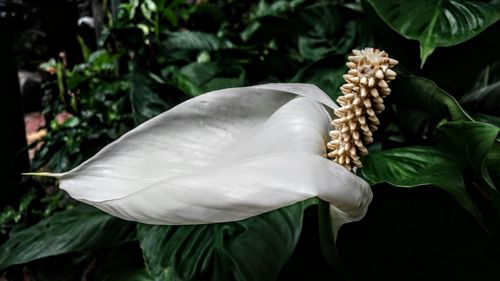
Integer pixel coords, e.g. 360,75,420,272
423,0,443,47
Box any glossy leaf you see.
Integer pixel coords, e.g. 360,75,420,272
137,200,317,281
392,75,472,139
0,205,136,270
358,146,481,220
367,0,500,65
393,75,470,120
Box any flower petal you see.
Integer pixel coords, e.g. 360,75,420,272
49,84,370,228
252,83,338,110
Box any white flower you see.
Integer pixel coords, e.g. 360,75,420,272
36,84,372,234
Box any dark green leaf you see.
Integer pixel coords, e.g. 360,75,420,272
164,31,233,51
394,75,471,121
291,56,346,100
171,62,246,97
358,146,481,220
0,205,136,270
460,81,500,115
129,72,169,124
296,4,371,61
137,199,318,281
472,113,500,127
101,267,154,281
438,121,500,190
317,200,354,281
392,75,472,139
486,141,500,191
367,0,500,65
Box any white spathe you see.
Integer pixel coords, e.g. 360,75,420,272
46,83,372,233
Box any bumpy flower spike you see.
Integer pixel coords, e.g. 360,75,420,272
327,48,398,171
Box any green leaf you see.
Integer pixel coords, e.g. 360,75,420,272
171,62,246,97
487,141,500,191
164,31,233,51
391,75,472,139
394,75,471,121
367,0,500,65
472,113,500,127
102,267,154,281
296,4,371,61
460,81,500,115
358,146,481,220
129,71,169,124
438,121,500,190
137,199,318,281
317,200,354,280
0,205,136,270
391,75,472,138
290,56,347,100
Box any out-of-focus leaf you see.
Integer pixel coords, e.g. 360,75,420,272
89,244,154,281
296,3,371,61
358,146,481,220
137,199,317,281
164,31,233,51
129,71,169,124
247,0,305,20
171,62,246,96
101,267,154,281
367,0,500,65
0,207,17,226
245,18,296,45
0,205,136,270
438,121,500,190
472,113,500,128
460,81,500,115
487,141,500,191
291,56,346,100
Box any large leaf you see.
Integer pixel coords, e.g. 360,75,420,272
438,121,500,190
391,75,472,139
367,0,500,65
137,200,317,281
0,205,136,270
393,75,470,121
358,146,481,220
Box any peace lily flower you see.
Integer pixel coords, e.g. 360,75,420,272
28,48,400,236
30,83,371,234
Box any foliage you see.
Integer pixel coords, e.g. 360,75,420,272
2,0,500,280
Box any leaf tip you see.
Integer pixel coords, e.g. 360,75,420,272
419,45,435,68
